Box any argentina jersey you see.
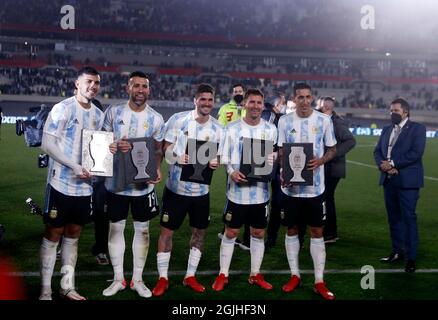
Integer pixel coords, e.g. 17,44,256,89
103,103,164,196
164,110,224,197
278,111,336,198
223,118,277,205
44,96,104,196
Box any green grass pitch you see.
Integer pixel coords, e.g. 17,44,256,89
1,124,438,300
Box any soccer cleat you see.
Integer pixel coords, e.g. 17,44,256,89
248,273,273,290
39,287,52,300
102,279,126,296
282,275,301,293
212,273,228,291
130,280,152,298
95,253,110,266
60,288,86,300
183,276,206,293
152,277,169,297
314,282,335,300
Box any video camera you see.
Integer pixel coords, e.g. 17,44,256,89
16,104,50,168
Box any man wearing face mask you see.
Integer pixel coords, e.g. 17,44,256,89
217,84,246,126
374,98,426,273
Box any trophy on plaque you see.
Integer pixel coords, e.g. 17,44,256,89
123,137,157,184
131,141,150,180
282,142,313,186
82,129,114,177
89,133,109,173
289,145,306,182
181,139,218,185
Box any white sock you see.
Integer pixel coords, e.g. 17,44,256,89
186,247,202,278
40,238,59,288
250,236,265,276
108,220,126,281
157,252,171,279
219,235,236,277
132,221,150,282
60,237,79,289
285,234,300,278
310,237,326,283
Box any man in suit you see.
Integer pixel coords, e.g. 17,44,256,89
374,98,426,273
320,97,356,244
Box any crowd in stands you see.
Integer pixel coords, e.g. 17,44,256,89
2,65,438,111
1,0,436,52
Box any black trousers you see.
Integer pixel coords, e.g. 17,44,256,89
323,176,341,238
91,180,109,256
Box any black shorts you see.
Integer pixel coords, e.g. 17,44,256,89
282,193,326,228
106,189,160,223
160,187,210,230
223,200,269,230
43,185,92,227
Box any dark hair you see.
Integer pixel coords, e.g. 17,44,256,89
232,83,245,91
244,88,264,101
323,96,336,103
195,83,215,97
77,66,99,78
129,71,148,80
391,97,410,115
293,82,312,96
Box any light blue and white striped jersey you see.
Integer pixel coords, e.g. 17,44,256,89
278,110,336,198
164,110,224,197
103,103,164,196
44,96,104,196
222,118,277,205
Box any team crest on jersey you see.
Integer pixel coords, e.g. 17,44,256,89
162,213,169,223
204,135,209,141
118,120,124,125
312,126,319,133
261,133,266,139
289,129,297,135
49,209,58,219
280,209,285,220
143,122,149,130
225,212,232,222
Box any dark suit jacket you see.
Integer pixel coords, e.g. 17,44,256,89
325,113,356,178
374,120,426,188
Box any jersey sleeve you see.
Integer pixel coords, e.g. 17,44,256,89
43,103,67,138
324,117,337,147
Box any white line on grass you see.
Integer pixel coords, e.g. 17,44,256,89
347,160,438,182
9,268,438,277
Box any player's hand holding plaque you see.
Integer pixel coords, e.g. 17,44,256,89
124,137,157,184
239,137,274,182
82,129,114,177
180,138,219,185
282,143,313,186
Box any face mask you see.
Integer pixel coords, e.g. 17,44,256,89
391,113,402,125
234,94,244,104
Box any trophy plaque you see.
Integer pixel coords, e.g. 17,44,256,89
124,137,157,184
180,139,219,185
82,129,114,177
282,143,313,186
239,138,274,182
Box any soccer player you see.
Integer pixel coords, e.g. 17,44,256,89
277,83,337,300
39,66,104,300
212,89,277,291
152,83,223,296
102,71,164,298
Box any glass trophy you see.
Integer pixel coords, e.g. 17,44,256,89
82,129,114,177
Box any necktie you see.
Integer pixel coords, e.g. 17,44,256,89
387,125,401,159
